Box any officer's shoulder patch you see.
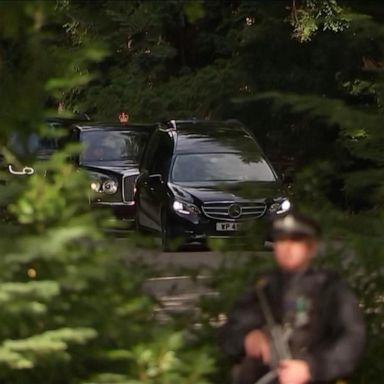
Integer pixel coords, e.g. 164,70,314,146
316,269,342,296
310,268,341,289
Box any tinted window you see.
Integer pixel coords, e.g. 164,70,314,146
148,132,173,175
142,132,161,172
9,129,57,156
80,130,148,163
171,153,276,183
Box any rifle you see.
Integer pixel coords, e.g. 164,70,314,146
254,279,292,384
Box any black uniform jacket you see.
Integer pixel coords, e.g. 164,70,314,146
220,268,365,383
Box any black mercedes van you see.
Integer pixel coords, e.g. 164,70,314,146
135,119,291,249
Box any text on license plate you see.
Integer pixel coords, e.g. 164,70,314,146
216,222,239,231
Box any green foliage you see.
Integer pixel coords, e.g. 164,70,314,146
0,2,214,383
290,0,348,42
0,327,97,370
183,1,205,24
2,1,384,383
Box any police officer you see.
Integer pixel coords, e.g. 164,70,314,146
220,211,365,384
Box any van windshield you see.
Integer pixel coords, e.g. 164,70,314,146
171,153,276,183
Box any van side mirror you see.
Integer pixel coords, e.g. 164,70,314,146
281,172,293,185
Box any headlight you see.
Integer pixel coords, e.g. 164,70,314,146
102,179,118,194
90,180,101,192
90,176,118,194
269,198,291,215
172,200,201,215
280,199,291,212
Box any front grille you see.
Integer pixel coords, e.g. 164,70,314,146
123,174,139,202
202,201,267,221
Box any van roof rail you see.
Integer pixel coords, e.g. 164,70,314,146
158,118,244,131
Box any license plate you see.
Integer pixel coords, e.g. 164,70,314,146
216,222,239,231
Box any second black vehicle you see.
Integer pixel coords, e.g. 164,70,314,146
135,119,291,249
3,119,154,228
69,122,154,227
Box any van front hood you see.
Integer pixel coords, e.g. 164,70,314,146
169,180,283,204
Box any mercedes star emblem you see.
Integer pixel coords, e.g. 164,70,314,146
228,203,242,219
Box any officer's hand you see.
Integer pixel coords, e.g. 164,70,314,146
278,359,311,384
244,330,270,364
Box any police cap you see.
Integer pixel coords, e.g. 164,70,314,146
271,211,321,240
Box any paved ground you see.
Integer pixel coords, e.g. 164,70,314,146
123,243,272,320
118,237,347,322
